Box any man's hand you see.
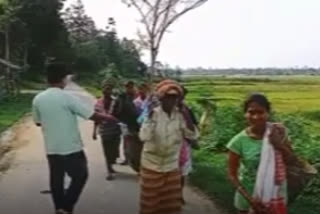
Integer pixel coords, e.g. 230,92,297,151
92,133,97,140
90,112,119,123
106,114,118,122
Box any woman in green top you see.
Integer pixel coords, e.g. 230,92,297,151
227,94,294,214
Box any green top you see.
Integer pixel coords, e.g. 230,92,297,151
227,130,287,211
32,88,94,155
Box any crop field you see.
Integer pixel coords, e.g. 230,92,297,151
184,75,320,214
184,75,320,112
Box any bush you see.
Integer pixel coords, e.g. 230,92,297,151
0,94,35,133
190,104,320,214
190,151,235,213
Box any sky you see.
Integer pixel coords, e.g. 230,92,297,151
65,0,320,69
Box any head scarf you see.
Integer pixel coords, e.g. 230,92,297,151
155,79,179,91
155,79,183,99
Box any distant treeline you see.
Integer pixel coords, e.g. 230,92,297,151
180,68,320,76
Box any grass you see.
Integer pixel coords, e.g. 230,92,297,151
20,80,46,91
190,151,320,214
75,73,102,98
185,75,320,214
77,74,320,213
0,78,43,168
0,93,36,173
184,76,320,131
184,76,320,113
0,94,35,133
190,151,235,213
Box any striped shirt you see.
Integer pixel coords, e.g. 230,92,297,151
94,97,121,137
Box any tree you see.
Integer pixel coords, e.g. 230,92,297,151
120,38,146,77
100,18,122,73
14,0,72,73
73,40,105,72
0,0,74,87
0,0,24,95
122,0,208,76
63,0,98,44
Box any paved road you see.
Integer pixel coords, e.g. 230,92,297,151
0,82,224,214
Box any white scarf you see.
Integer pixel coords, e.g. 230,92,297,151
253,123,282,203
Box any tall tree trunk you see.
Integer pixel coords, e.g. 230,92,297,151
150,47,162,78
23,47,28,67
5,28,10,76
4,27,12,95
150,48,156,77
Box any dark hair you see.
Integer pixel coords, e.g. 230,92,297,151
139,83,148,89
244,93,271,112
46,63,69,84
125,80,135,87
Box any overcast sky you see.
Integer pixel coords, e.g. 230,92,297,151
65,0,320,68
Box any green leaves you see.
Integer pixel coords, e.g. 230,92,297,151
62,0,97,44
190,102,320,212
196,105,245,151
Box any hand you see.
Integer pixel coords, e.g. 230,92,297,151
148,109,154,118
91,112,119,123
269,123,286,150
106,114,118,122
92,133,97,140
250,198,268,214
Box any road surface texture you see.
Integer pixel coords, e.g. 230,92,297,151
0,82,224,214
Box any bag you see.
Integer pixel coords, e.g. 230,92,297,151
286,157,318,203
269,123,318,203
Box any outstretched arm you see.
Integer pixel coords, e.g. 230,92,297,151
89,112,118,123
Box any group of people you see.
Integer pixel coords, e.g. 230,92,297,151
93,79,142,180
32,62,299,214
32,63,198,214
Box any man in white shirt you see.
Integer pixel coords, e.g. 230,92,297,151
32,63,117,214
